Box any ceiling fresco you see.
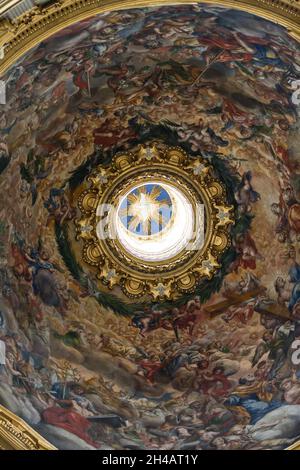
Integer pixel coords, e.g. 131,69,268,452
0,3,300,450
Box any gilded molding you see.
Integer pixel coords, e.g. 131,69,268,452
0,0,299,76
75,144,234,300
287,440,300,450
0,404,56,450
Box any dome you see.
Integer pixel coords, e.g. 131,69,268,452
0,0,299,451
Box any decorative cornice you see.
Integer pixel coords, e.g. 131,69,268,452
0,404,56,450
0,0,299,76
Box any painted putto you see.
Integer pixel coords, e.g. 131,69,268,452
0,4,299,450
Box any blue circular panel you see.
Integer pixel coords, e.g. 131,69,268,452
119,183,173,236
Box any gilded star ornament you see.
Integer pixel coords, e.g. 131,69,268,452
187,160,210,178
98,260,121,288
215,205,234,227
150,280,174,300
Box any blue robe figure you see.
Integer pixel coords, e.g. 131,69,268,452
252,44,287,69
225,394,285,424
289,263,300,313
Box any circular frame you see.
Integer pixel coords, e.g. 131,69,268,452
97,169,207,273
75,144,234,300
112,179,197,263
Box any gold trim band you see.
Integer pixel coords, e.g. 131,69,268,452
0,404,56,450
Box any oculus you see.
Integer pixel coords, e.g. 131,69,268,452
75,144,234,300
115,181,196,262
118,183,173,237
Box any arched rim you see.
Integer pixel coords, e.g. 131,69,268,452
0,0,299,76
